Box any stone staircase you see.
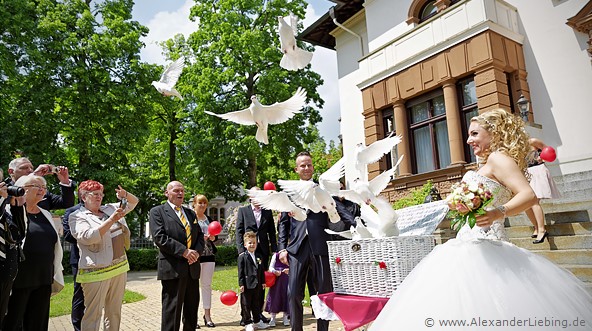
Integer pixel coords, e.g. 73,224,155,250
505,169,592,295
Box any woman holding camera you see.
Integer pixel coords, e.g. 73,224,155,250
3,174,64,331
69,180,138,331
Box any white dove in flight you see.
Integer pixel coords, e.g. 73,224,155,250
247,189,307,221
355,132,402,177
151,56,185,100
204,87,306,144
278,157,345,222
339,155,405,205
278,14,313,71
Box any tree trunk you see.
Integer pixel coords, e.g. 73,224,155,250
247,154,257,189
168,111,177,181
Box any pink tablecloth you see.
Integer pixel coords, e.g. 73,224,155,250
316,292,389,331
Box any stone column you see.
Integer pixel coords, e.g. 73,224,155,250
393,101,412,176
442,80,466,166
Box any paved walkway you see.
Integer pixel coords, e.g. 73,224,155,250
49,271,347,331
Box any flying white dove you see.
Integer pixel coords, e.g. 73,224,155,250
247,188,307,221
355,132,402,178
204,87,306,144
152,56,185,100
278,14,313,71
278,157,344,222
359,198,399,238
339,155,405,206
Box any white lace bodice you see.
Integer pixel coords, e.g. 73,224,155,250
455,171,513,241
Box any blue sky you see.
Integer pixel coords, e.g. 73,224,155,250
131,0,341,144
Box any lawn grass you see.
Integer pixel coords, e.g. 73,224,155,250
212,265,311,307
50,275,146,317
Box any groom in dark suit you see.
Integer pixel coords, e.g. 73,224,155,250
236,187,277,324
150,181,205,331
278,151,333,331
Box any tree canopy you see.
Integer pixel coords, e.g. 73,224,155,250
0,0,342,233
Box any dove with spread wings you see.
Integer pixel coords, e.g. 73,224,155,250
339,155,404,206
151,56,185,100
277,157,345,222
248,188,307,221
204,87,306,144
278,14,313,71
355,132,402,178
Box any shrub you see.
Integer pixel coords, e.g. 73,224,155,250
215,245,238,266
126,249,159,271
62,246,238,271
392,180,434,210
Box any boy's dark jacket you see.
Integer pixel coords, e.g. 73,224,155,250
238,251,264,290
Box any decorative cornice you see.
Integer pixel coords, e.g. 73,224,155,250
566,0,592,57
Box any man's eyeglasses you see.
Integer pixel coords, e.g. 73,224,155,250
24,184,47,190
87,192,105,198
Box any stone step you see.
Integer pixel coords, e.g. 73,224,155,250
510,234,592,251
505,222,592,238
553,170,592,185
533,249,592,265
555,180,592,194
506,207,592,226
563,265,592,283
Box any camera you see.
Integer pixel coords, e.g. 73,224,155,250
49,165,60,174
3,178,25,197
119,198,128,210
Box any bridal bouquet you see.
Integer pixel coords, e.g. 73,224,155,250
446,181,493,231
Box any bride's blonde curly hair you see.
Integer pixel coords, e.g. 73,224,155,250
471,108,530,176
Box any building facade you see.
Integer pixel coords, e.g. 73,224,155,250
302,0,592,199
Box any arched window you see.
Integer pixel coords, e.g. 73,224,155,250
407,0,460,25
419,1,438,22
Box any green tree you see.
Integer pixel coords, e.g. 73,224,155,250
176,0,324,200
0,0,157,227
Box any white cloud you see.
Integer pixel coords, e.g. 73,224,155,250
305,4,341,144
140,0,196,65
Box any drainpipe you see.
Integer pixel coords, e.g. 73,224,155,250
329,6,365,56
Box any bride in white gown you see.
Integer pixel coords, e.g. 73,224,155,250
370,109,592,330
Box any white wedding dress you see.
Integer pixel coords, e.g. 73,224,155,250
370,171,592,330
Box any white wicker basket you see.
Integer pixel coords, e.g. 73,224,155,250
328,236,435,298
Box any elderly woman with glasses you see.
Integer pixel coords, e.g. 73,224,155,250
3,174,64,331
69,180,138,331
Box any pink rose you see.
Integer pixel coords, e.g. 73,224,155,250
456,202,470,214
471,196,482,209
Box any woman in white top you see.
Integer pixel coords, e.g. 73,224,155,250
192,194,218,328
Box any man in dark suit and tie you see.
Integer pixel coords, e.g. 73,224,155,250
236,187,277,324
277,151,334,331
150,181,205,331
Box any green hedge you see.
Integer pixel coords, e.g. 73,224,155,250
62,245,238,274
215,245,238,266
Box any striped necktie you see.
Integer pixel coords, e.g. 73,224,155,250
175,206,192,248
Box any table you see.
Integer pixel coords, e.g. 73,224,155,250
314,292,390,331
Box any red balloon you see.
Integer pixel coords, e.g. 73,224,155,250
540,146,557,162
264,271,276,287
263,181,276,191
220,290,238,306
207,221,222,236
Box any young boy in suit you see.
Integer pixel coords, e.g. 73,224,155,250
238,231,269,331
